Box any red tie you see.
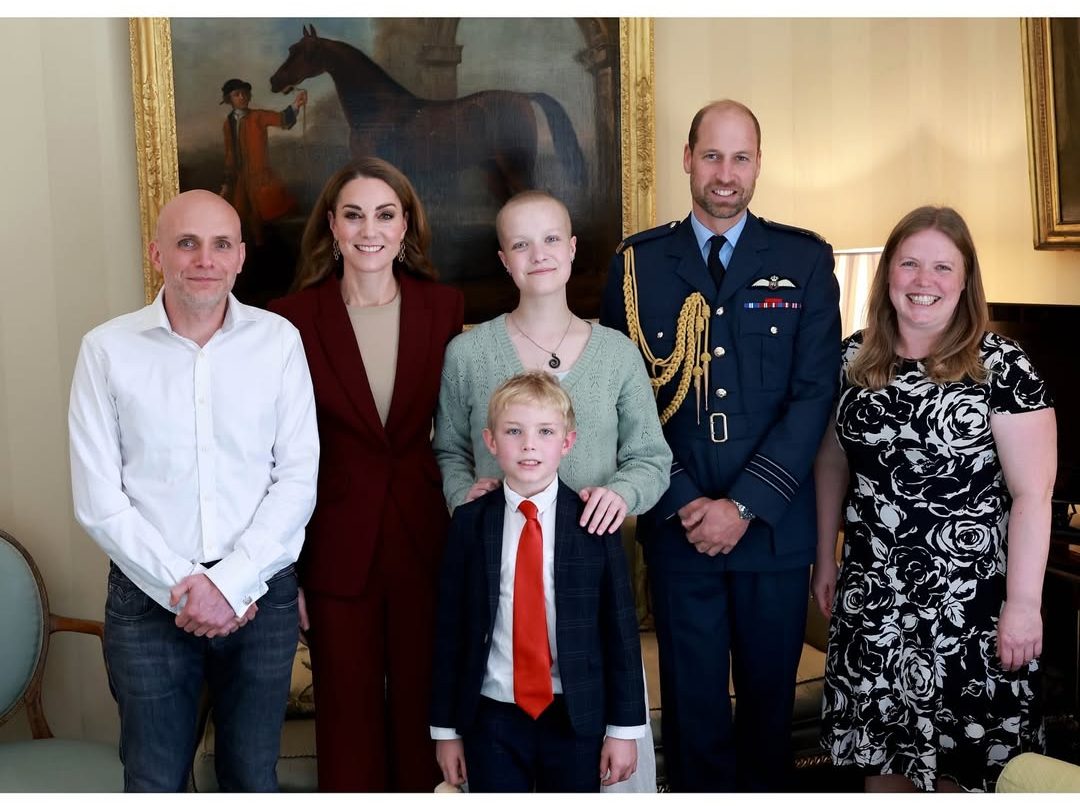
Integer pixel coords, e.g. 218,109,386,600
513,499,553,718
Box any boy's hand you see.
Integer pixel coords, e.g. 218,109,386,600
464,477,501,503
435,739,468,787
578,486,628,535
599,736,637,786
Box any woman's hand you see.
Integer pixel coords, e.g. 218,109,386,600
578,486,628,535
997,599,1042,671
811,557,838,620
464,477,501,503
298,585,310,645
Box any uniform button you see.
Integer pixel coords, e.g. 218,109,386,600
715,388,728,399
656,331,664,338
716,306,724,316
713,346,726,358
770,325,779,335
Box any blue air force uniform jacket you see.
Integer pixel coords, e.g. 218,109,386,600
600,212,841,572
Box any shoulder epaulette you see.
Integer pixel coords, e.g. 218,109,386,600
616,220,679,254
758,217,827,244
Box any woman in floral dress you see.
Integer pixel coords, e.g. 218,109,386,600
812,206,1057,791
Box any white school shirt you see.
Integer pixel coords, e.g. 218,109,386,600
68,291,319,618
431,477,646,741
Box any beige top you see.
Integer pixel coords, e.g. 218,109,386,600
346,293,400,426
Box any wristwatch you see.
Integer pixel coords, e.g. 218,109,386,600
729,498,755,522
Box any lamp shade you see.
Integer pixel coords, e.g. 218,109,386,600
834,247,883,338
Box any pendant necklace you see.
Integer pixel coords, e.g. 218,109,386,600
509,312,574,370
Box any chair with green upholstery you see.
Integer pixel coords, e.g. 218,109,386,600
0,529,122,792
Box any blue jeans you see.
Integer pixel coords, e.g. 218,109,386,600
103,562,298,792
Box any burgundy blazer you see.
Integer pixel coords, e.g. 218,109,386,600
269,272,464,597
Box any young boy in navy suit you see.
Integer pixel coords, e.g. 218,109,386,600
430,371,646,792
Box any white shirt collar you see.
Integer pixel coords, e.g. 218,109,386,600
140,289,254,338
502,475,560,516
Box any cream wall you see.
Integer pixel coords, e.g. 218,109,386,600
0,17,141,743
653,18,1080,303
1,16,1078,746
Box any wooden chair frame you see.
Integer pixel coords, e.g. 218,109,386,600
0,529,104,738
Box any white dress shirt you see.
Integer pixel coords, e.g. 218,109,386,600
69,291,319,618
432,476,646,741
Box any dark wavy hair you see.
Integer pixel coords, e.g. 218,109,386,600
848,205,988,390
291,156,437,292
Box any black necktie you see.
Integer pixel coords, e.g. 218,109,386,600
708,234,726,290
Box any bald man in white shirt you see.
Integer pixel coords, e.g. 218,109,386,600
69,190,319,792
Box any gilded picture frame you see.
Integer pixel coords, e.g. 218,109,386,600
1022,17,1080,249
128,18,655,318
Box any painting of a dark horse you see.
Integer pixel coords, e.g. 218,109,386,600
269,25,585,201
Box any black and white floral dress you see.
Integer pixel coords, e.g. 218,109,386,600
820,331,1051,791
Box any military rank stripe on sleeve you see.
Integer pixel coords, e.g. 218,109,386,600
746,454,797,501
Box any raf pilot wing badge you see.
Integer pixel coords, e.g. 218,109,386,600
750,274,798,290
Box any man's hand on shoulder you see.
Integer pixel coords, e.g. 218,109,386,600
599,736,638,786
679,497,749,556
170,573,246,637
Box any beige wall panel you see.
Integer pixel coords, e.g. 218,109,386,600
0,17,138,744
654,17,1080,306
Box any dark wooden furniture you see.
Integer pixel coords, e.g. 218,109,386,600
989,302,1080,764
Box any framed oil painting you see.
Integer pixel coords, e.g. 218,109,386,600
1022,17,1080,249
129,18,655,320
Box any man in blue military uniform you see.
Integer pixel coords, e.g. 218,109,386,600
600,99,841,791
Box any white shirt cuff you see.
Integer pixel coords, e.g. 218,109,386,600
203,552,266,618
430,726,461,741
605,723,648,740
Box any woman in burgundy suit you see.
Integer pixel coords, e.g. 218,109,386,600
269,157,464,791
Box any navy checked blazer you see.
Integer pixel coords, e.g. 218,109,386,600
429,480,646,738
600,212,841,572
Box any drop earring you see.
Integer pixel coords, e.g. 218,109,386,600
332,241,341,261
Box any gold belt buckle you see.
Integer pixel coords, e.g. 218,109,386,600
709,412,728,443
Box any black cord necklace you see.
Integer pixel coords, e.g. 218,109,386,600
509,312,574,370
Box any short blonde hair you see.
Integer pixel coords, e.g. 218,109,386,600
494,190,572,249
486,371,576,433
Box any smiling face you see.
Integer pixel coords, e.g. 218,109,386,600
888,228,967,344
482,400,576,498
496,197,576,300
150,189,245,321
684,104,761,231
329,176,408,277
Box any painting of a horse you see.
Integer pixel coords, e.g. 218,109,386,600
269,25,584,201
163,17,624,322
